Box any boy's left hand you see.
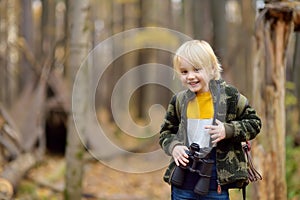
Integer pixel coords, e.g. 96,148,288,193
205,119,225,144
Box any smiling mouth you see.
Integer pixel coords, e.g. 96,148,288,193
188,81,199,86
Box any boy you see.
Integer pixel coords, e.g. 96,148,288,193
159,40,261,200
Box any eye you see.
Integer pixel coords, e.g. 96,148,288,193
194,68,202,72
180,70,187,75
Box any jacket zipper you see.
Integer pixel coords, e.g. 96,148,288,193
217,180,222,194
215,147,222,194
214,82,222,194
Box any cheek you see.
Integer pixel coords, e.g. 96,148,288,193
199,71,210,81
179,75,187,83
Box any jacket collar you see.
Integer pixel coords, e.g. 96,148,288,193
184,79,224,99
183,79,226,121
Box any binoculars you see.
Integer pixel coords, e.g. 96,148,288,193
171,143,214,196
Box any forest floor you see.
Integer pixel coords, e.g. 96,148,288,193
14,153,246,200
13,112,246,200
15,153,171,200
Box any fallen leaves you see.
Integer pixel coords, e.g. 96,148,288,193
16,154,171,200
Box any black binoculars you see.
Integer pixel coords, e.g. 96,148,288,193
171,143,214,196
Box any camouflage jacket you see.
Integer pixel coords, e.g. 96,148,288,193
159,79,262,187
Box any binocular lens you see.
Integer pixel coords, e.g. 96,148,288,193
170,143,214,196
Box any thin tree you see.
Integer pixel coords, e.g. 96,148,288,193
64,1,91,199
6,0,21,107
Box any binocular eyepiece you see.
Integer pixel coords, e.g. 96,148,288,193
171,143,214,196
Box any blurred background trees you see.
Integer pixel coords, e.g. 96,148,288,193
0,0,300,199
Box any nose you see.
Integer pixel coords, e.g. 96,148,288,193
187,72,195,79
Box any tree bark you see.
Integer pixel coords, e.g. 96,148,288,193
41,0,56,60
193,0,212,42
210,0,229,78
6,0,21,107
182,0,193,37
20,0,35,88
64,1,92,199
0,0,7,105
252,2,296,199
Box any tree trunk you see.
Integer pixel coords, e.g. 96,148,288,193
41,0,56,60
252,3,295,199
64,0,91,199
20,0,35,89
0,0,7,105
6,0,21,107
182,0,193,37
123,1,140,118
210,0,229,79
240,0,256,99
138,0,158,119
193,0,212,42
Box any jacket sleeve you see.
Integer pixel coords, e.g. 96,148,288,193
224,94,262,142
159,94,182,156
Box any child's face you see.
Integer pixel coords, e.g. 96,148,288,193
177,59,210,93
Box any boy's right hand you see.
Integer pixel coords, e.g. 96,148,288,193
172,145,189,166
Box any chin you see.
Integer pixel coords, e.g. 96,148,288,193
189,87,200,93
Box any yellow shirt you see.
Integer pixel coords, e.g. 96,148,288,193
187,92,213,119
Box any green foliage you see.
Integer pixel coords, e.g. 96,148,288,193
285,81,300,199
285,82,299,136
18,181,36,196
286,136,300,199
285,82,298,107
76,150,84,159
18,180,62,200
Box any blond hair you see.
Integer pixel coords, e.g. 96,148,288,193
173,40,222,80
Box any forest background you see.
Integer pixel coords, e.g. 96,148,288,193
0,0,300,200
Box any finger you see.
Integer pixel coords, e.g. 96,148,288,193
208,129,219,135
181,150,189,158
211,139,218,144
211,137,220,144
212,134,225,144
204,125,212,129
182,156,189,163
178,157,188,166
215,119,221,125
210,133,219,139
174,158,179,166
